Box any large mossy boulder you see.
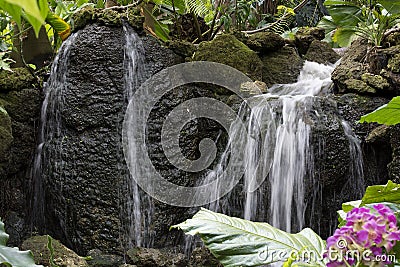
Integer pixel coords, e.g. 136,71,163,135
193,34,263,80
245,31,285,54
261,46,303,86
304,40,341,64
332,36,400,96
0,72,41,245
0,68,36,92
21,235,88,267
294,27,325,55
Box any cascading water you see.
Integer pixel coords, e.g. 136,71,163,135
201,61,364,234
341,121,365,198
122,24,154,248
31,33,78,230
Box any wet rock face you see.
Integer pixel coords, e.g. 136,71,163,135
42,24,127,254
40,23,182,254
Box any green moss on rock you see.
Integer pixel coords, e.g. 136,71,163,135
245,32,285,54
0,106,13,163
261,46,304,87
1,89,41,122
344,79,377,94
295,27,325,55
21,235,88,267
388,53,400,73
361,73,390,90
386,32,400,47
73,7,144,31
193,34,263,80
304,40,341,64
0,68,36,91
167,40,196,58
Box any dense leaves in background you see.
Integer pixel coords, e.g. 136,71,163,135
318,0,400,47
0,220,42,267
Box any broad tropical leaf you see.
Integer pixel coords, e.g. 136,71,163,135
172,208,326,266
332,27,358,47
0,220,43,267
361,180,400,205
324,0,363,27
360,96,400,125
378,0,400,14
2,0,44,23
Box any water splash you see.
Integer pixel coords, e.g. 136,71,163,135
31,33,78,231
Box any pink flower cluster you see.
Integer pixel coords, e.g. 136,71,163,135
325,204,400,266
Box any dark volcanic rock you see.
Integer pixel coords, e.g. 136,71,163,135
304,40,341,64
0,85,41,246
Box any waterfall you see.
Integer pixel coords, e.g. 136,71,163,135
201,61,354,233
31,33,78,230
122,24,154,248
341,121,365,198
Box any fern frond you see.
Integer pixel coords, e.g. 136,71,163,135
268,5,295,34
185,0,212,17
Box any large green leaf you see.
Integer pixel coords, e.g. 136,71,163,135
324,0,363,27
360,97,400,125
0,0,22,26
172,208,326,267
333,27,359,47
378,0,400,14
361,180,400,205
0,220,43,267
2,0,45,23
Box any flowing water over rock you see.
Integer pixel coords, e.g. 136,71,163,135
122,23,154,249
30,22,375,257
31,33,78,231
200,61,365,234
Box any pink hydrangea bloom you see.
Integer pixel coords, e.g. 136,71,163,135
324,204,400,266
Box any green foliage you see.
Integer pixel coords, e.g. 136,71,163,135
0,219,43,267
337,181,400,226
173,180,400,266
360,96,400,125
172,208,326,266
361,180,400,205
0,0,48,37
319,0,400,47
0,51,14,72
